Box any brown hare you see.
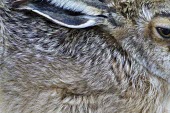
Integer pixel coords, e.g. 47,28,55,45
0,0,170,113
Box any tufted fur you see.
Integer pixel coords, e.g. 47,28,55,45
0,0,170,113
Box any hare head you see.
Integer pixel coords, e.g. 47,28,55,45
12,0,170,81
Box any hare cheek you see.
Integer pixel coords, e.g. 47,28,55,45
165,84,170,113
165,99,170,113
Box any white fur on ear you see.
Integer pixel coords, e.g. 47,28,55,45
47,0,103,16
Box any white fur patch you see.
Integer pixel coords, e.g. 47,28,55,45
165,85,170,113
47,0,102,15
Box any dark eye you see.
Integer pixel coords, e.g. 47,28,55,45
156,27,170,39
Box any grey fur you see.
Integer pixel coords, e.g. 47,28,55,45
0,0,170,113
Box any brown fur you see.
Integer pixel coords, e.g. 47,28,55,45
0,0,170,113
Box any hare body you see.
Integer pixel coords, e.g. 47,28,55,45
0,0,170,113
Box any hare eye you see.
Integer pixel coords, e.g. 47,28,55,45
156,27,170,39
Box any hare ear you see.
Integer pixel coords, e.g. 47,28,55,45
12,0,112,28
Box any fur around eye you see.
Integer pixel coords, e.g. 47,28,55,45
156,27,170,39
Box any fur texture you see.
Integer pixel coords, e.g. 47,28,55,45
0,0,170,113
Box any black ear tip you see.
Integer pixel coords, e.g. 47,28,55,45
11,0,115,28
